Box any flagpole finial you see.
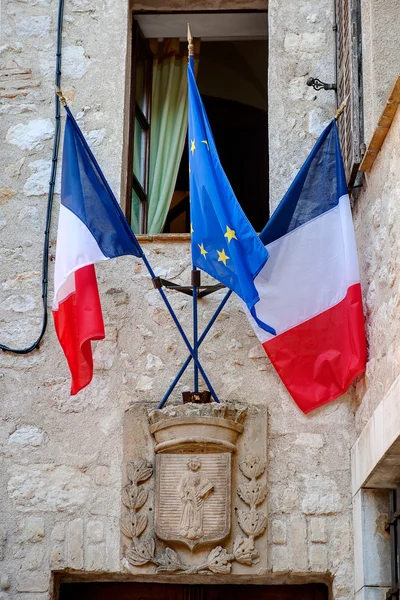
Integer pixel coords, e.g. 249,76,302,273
335,93,350,120
55,86,67,107
187,23,194,57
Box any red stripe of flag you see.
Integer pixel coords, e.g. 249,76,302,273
263,283,366,413
53,265,105,395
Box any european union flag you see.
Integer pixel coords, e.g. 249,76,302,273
188,56,275,335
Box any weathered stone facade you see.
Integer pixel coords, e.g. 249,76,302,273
0,0,398,597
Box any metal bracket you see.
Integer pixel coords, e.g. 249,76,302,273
155,277,225,298
306,77,337,91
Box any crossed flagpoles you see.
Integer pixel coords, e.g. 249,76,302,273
56,89,227,406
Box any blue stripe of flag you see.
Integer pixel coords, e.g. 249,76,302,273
61,109,142,259
260,120,347,246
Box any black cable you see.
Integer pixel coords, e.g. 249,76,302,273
0,0,65,354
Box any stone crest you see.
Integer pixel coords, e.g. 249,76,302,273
121,403,267,574
155,453,230,550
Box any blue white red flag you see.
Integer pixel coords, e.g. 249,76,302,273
247,120,367,413
188,55,275,335
53,108,141,395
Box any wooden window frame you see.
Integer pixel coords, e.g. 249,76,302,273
335,0,364,187
125,20,153,233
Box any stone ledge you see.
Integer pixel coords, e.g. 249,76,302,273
359,75,400,173
351,374,400,495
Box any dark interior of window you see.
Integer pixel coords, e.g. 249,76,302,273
164,40,269,234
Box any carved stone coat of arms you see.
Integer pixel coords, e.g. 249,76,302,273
121,403,268,574
155,452,230,550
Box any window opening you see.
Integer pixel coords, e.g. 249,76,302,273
126,21,153,233
127,14,268,235
387,487,400,600
335,0,363,186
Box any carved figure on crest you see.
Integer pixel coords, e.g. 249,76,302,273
178,457,214,540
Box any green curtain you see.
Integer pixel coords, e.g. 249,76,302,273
147,39,197,234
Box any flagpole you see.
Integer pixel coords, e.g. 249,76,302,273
192,267,199,393
158,289,232,408
59,99,220,403
187,23,199,395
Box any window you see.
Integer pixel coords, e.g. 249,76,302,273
335,0,364,186
387,487,400,600
125,22,153,233
124,12,269,235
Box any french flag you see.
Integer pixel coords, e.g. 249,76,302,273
249,120,367,413
53,108,141,395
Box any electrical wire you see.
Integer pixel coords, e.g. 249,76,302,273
0,0,65,354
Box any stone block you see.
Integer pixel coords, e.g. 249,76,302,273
354,489,391,592
310,517,327,542
25,545,43,570
6,119,54,150
94,465,111,486
281,486,299,512
19,517,44,542
87,520,104,543
301,475,342,515
8,427,46,447
16,573,49,593
67,518,83,569
271,519,287,544
15,16,51,38
309,544,328,572
271,545,289,572
299,32,326,53
86,543,106,571
290,515,308,571
2,293,36,313
0,525,7,560
356,587,392,600
8,465,91,512
295,433,324,449
23,160,61,197
15,595,49,600
50,545,64,569
51,522,65,542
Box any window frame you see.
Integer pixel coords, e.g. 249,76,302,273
335,0,364,187
125,20,153,233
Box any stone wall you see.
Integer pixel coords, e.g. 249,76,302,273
268,0,336,209
361,0,400,145
0,0,357,597
353,106,400,433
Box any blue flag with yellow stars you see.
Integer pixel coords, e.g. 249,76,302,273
188,56,276,335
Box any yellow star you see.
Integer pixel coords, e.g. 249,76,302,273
190,140,196,155
224,226,237,243
198,243,207,258
190,223,194,234
217,248,230,266
201,140,209,150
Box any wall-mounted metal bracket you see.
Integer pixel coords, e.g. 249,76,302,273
306,77,337,91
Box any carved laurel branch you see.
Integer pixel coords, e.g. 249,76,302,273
237,455,267,539
122,455,266,574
